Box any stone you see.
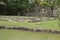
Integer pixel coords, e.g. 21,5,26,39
8,19,12,22
0,26,5,29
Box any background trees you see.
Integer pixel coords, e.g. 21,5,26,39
0,0,32,15
0,0,60,17
35,0,60,17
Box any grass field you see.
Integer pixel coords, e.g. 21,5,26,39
0,19,59,30
0,29,60,40
0,16,60,40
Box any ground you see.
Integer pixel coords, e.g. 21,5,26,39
0,29,60,40
0,16,60,40
0,19,59,30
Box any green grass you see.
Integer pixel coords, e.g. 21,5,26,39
0,29,60,40
0,16,60,40
0,20,59,30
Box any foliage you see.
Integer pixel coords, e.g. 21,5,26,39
0,0,60,16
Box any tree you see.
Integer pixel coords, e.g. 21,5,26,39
0,0,33,15
34,0,60,17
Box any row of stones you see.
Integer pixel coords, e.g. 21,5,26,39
0,16,55,22
0,26,60,34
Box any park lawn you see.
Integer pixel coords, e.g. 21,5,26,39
0,29,60,40
0,19,59,30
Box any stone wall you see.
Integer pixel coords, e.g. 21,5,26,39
0,26,60,34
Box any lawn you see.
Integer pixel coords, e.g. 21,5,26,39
0,16,60,40
0,29,60,40
0,19,59,30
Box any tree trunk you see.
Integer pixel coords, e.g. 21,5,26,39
50,7,53,17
